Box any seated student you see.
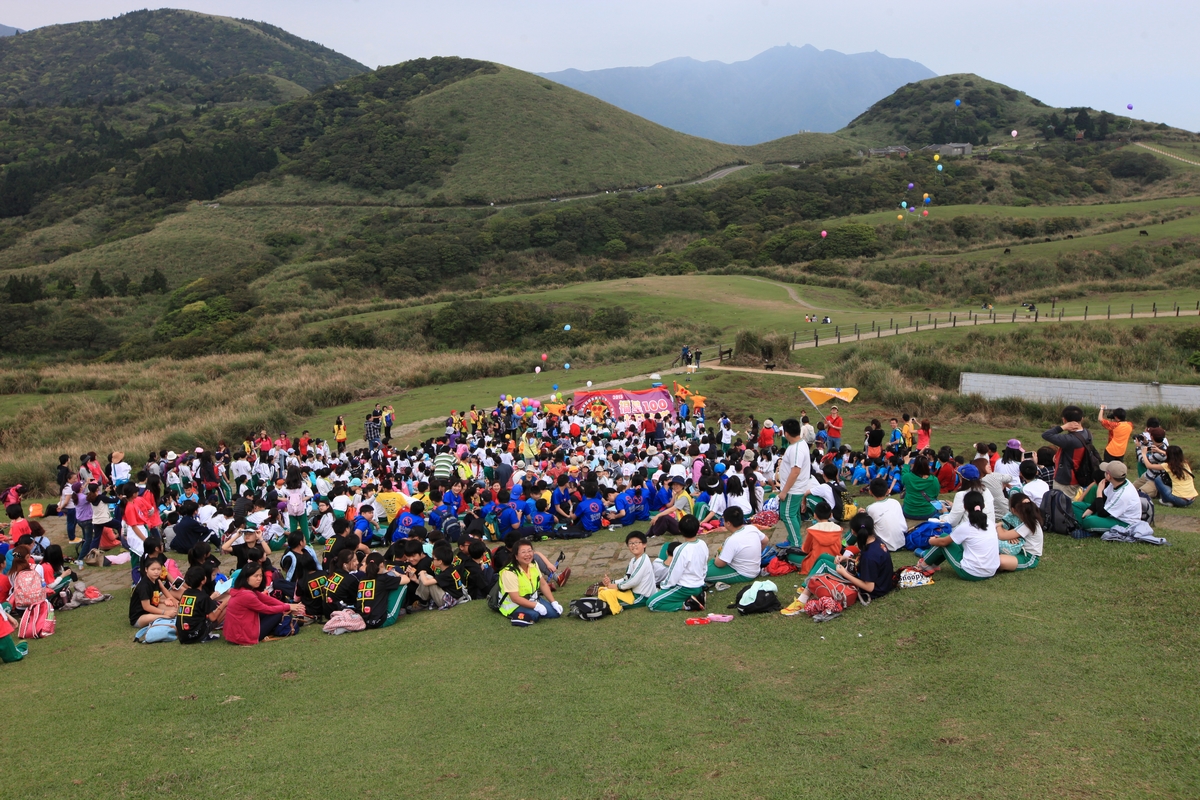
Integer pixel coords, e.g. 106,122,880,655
647,477,693,538
176,565,226,644
224,563,305,645
322,519,355,570
789,501,844,575
222,522,271,572
849,455,871,487
918,491,999,581
901,454,944,527
412,542,467,611
782,514,894,616
705,508,768,584
1017,459,1049,507
623,479,651,523
426,489,449,530
1072,460,1141,531
597,531,658,613
998,491,1044,572
171,501,214,554
461,539,496,599
497,538,563,626
569,482,604,536
529,499,557,537
279,533,325,618
865,478,906,552
550,474,575,525
323,549,362,617
940,464,996,532
355,553,410,628
128,559,179,629
352,506,380,546
647,515,708,612
1137,444,1196,508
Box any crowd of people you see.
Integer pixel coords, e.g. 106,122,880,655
0,391,1187,653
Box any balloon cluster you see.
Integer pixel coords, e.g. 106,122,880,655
500,393,544,416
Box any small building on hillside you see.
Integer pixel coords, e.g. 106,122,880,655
867,145,910,157
922,142,974,157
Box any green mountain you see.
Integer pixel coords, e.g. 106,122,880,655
0,9,368,107
840,73,1167,147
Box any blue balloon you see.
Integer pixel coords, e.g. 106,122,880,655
552,384,559,390
901,201,907,208
924,197,931,204
563,324,571,331
564,363,570,370
955,98,962,107
937,164,943,172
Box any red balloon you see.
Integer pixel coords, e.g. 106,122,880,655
541,353,547,360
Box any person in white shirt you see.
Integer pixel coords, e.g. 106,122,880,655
597,531,658,613
865,478,907,552
1076,460,1141,531
997,491,1044,571
706,508,768,583
919,491,999,580
777,418,813,547
647,516,708,611
940,465,996,532
1016,459,1048,507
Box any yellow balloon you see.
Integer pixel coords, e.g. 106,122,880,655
897,215,904,220
933,154,940,161
923,193,929,199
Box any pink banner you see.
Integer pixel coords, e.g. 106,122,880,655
572,388,675,418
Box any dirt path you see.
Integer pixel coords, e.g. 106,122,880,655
741,276,819,309
706,365,824,378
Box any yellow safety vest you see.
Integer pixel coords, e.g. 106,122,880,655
499,562,542,617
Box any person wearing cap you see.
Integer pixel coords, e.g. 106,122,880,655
1071,461,1141,531
939,464,996,531
824,406,844,452
110,452,131,487
995,439,1025,481
647,476,693,538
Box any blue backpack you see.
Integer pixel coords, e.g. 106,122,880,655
134,617,178,644
906,521,951,552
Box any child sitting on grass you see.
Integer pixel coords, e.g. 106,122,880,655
597,531,657,614
176,565,225,644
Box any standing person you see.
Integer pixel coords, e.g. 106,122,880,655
916,419,932,452
693,349,702,370
777,418,812,547
382,405,395,441
333,416,347,454
1098,406,1133,465
58,476,78,548
1042,405,1094,497
824,406,844,452
284,467,313,542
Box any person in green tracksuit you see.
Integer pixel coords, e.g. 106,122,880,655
647,516,708,612
776,418,812,548
705,507,768,584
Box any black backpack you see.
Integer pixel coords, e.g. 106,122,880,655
1040,489,1085,539
1071,432,1103,486
731,582,781,615
568,597,611,621
440,514,463,543
486,579,504,612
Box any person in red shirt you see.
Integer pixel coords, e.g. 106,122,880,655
275,431,291,452
824,407,844,451
223,563,304,646
758,420,776,449
298,431,311,458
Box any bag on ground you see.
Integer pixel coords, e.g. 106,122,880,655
1040,489,1084,538
731,580,781,615
568,597,611,621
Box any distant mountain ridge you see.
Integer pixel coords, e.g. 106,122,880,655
0,24,24,36
0,9,367,106
540,44,936,145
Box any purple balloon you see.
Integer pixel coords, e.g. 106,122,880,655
907,183,914,190
1127,103,1134,110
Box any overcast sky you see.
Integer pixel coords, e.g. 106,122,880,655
8,1,1199,131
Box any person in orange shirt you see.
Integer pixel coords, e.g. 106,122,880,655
788,501,845,575
1098,405,1133,464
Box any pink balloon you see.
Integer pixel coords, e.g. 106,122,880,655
535,366,541,373
820,231,827,238
1011,130,1018,138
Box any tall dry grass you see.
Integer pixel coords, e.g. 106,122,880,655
0,348,528,493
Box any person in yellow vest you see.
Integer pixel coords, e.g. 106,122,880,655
333,416,348,454
498,539,562,626
468,404,480,434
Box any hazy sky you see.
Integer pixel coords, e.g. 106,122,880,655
8,1,1199,131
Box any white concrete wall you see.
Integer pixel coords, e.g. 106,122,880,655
959,372,1200,409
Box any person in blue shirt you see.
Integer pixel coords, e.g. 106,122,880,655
850,457,871,486
353,506,379,546
530,499,557,536
442,480,463,516
678,400,689,420
496,489,528,536
652,479,673,512
390,501,424,542
550,475,573,526
613,488,638,526
427,489,448,530
626,480,650,521
572,483,605,534
888,418,905,455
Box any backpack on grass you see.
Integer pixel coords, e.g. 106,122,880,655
731,581,780,615
18,600,55,639
1041,489,1084,539
568,597,611,621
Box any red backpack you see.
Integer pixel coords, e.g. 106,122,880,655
10,568,45,608
18,600,55,639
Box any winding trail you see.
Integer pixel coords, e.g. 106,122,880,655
1135,142,1200,167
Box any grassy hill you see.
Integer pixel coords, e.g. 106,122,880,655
839,73,1181,148
0,9,368,106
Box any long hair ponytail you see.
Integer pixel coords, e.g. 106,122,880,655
963,490,988,531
